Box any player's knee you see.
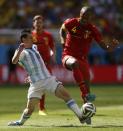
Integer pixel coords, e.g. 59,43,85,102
65,58,79,70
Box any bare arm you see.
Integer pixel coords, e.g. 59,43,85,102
12,43,25,64
99,38,119,52
59,24,67,48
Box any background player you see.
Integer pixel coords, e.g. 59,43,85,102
32,15,55,115
8,29,89,126
59,6,119,107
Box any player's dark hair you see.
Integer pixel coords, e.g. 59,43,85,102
20,29,31,42
33,15,43,22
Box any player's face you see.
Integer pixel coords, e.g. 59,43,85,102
23,34,33,47
33,18,43,30
80,10,94,23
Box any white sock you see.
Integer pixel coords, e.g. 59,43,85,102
66,99,82,118
19,109,30,125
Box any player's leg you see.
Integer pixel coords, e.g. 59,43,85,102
8,82,43,126
79,59,96,125
55,84,89,123
55,84,82,118
39,94,47,115
44,76,83,121
62,55,89,103
8,98,39,126
79,59,96,103
38,64,51,115
18,98,39,124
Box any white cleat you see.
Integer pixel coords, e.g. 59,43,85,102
8,121,23,126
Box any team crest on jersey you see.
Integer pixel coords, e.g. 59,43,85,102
84,30,91,39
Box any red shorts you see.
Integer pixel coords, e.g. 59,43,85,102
62,55,90,81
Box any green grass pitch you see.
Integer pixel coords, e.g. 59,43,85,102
0,84,123,131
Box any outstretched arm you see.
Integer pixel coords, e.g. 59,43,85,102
99,38,119,52
12,43,25,64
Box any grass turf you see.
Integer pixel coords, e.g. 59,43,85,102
0,84,123,131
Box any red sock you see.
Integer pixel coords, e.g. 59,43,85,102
73,68,83,83
79,82,90,102
39,94,45,110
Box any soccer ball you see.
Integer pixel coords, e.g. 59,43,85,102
81,102,96,118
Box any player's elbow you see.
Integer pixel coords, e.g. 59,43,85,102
12,58,17,64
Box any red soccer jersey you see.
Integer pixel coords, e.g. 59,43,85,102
63,18,102,58
32,30,54,62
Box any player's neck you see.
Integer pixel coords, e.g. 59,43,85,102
79,19,86,25
35,29,43,34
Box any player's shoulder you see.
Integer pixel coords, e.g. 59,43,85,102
88,23,100,31
88,23,97,28
43,30,52,36
64,18,77,24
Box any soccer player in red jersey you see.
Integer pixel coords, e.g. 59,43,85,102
60,6,119,108
32,15,55,115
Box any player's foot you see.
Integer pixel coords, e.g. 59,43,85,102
39,110,47,116
8,121,23,126
79,115,89,124
85,94,96,102
85,117,91,125
79,116,92,125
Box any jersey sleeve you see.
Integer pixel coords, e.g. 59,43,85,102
91,25,103,43
64,18,74,29
18,51,25,66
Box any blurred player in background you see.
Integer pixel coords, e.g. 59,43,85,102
60,6,119,105
8,29,89,126
32,15,55,115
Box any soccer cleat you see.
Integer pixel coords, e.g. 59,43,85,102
79,117,87,124
85,117,91,125
79,116,92,125
39,110,47,116
79,115,89,124
8,121,23,126
85,94,96,102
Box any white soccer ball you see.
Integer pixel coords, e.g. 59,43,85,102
81,102,96,118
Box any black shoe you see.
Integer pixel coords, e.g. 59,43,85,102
85,117,91,125
79,116,88,124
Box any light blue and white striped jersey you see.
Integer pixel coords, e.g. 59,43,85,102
19,46,51,83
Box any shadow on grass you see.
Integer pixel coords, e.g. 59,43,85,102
92,125,123,128
96,114,107,117
29,124,85,128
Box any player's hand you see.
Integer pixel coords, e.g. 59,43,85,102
18,43,25,52
111,39,119,50
24,76,32,83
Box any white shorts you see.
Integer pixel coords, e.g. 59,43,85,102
28,76,62,99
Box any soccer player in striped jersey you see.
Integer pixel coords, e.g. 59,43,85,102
8,29,89,126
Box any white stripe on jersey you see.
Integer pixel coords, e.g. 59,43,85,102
19,47,51,83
